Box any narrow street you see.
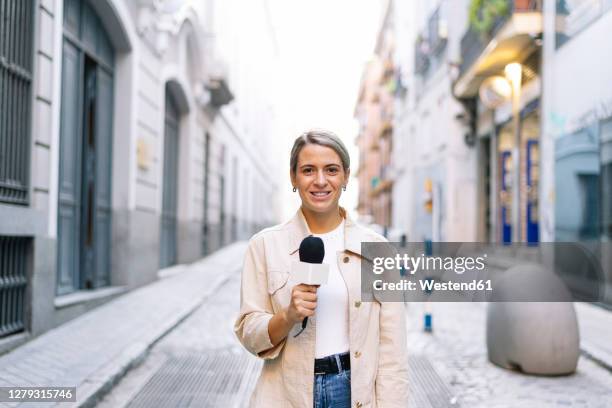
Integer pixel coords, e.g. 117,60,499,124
96,271,261,408
92,246,612,408
2,1,612,407
1,242,611,407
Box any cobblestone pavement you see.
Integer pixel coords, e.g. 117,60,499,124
0,243,249,408
96,272,260,408
407,302,612,408
97,267,612,407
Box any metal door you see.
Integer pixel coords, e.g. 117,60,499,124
57,0,114,294
160,92,179,268
202,133,210,256
526,140,539,243
500,151,512,244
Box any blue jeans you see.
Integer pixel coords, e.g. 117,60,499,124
313,369,351,408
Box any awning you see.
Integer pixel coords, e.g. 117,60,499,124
454,11,542,98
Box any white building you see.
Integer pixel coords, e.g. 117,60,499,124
392,0,477,242
0,0,280,353
541,0,612,304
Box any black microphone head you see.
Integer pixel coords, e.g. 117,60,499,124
299,236,325,264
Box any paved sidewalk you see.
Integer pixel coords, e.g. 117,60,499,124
407,302,612,407
0,242,248,408
575,302,612,372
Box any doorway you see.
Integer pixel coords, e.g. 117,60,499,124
57,0,114,295
160,89,180,268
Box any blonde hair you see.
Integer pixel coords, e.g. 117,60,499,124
290,129,350,175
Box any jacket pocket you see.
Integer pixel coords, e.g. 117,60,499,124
267,270,290,295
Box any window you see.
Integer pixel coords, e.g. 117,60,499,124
601,119,612,239
555,0,612,48
554,124,599,241
0,0,35,205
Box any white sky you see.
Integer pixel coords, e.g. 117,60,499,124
265,0,385,221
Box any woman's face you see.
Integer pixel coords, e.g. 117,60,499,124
291,144,349,215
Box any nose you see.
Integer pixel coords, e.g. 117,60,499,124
314,170,327,187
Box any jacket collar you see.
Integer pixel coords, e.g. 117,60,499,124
287,206,368,260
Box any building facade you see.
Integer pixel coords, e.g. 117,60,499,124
541,0,612,304
354,3,395,234
0,0,279,353
385,0,611,306
392,0,477,242
452,0,543,245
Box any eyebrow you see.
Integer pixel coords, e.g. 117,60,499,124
299,163,341,169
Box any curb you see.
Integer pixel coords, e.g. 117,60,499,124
76,269,237,408
580,342,612,374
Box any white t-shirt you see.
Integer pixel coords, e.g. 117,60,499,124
313,220,349,358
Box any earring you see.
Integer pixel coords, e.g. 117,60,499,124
293,187,297,192
343,185,346,191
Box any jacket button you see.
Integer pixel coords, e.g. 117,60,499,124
354,301,361,308
354,351,361,358
356,402,362,408
343,256,350,263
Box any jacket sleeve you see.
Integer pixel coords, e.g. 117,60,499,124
234,235,287,360
375,301,409,407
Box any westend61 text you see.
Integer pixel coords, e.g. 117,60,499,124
373,279,493,292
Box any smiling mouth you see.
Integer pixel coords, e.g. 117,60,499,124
310,191,331,198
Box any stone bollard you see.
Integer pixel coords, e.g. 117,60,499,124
486,263,580,375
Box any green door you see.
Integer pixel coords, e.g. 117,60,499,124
160,90,179,268
57,0,114,294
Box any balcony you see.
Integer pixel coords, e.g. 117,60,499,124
379,118,393,139
414,5,448,78
414,35,430,76
454,0,542,98
207,78,234,107
428,5,448,55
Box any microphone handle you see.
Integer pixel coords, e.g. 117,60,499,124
302,317,308,329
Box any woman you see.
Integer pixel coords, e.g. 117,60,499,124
235,130,408,408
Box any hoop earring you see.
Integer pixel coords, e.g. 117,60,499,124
342,185,346,191
293,187,297,192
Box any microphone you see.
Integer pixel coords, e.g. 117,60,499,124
299,235,325,264
293,236,326,336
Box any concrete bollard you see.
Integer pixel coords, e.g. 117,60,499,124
486,263,580,375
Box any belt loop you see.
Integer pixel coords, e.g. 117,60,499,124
334,353,342,373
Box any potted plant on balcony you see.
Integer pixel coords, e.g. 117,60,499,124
469,0,510,36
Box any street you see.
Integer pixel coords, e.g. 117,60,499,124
2,1,612,407
94,246,612,408
96,267,261,408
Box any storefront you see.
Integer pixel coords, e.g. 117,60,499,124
496,102,540,244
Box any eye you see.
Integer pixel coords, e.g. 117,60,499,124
302,167,313,175
327,167,339,175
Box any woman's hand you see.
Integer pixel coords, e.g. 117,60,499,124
267,283,318,347
285,284,319,325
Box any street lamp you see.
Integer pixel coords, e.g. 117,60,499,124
504,62,522,242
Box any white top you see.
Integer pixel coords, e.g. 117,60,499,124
313,220,349,358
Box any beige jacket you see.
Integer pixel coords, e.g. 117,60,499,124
234,208,408,408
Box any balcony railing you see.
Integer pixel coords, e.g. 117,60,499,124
428,5,447,55
459,0,541,75
414,36,430,76
414,5,448,78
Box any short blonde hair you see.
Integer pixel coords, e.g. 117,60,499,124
290,129,350,175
